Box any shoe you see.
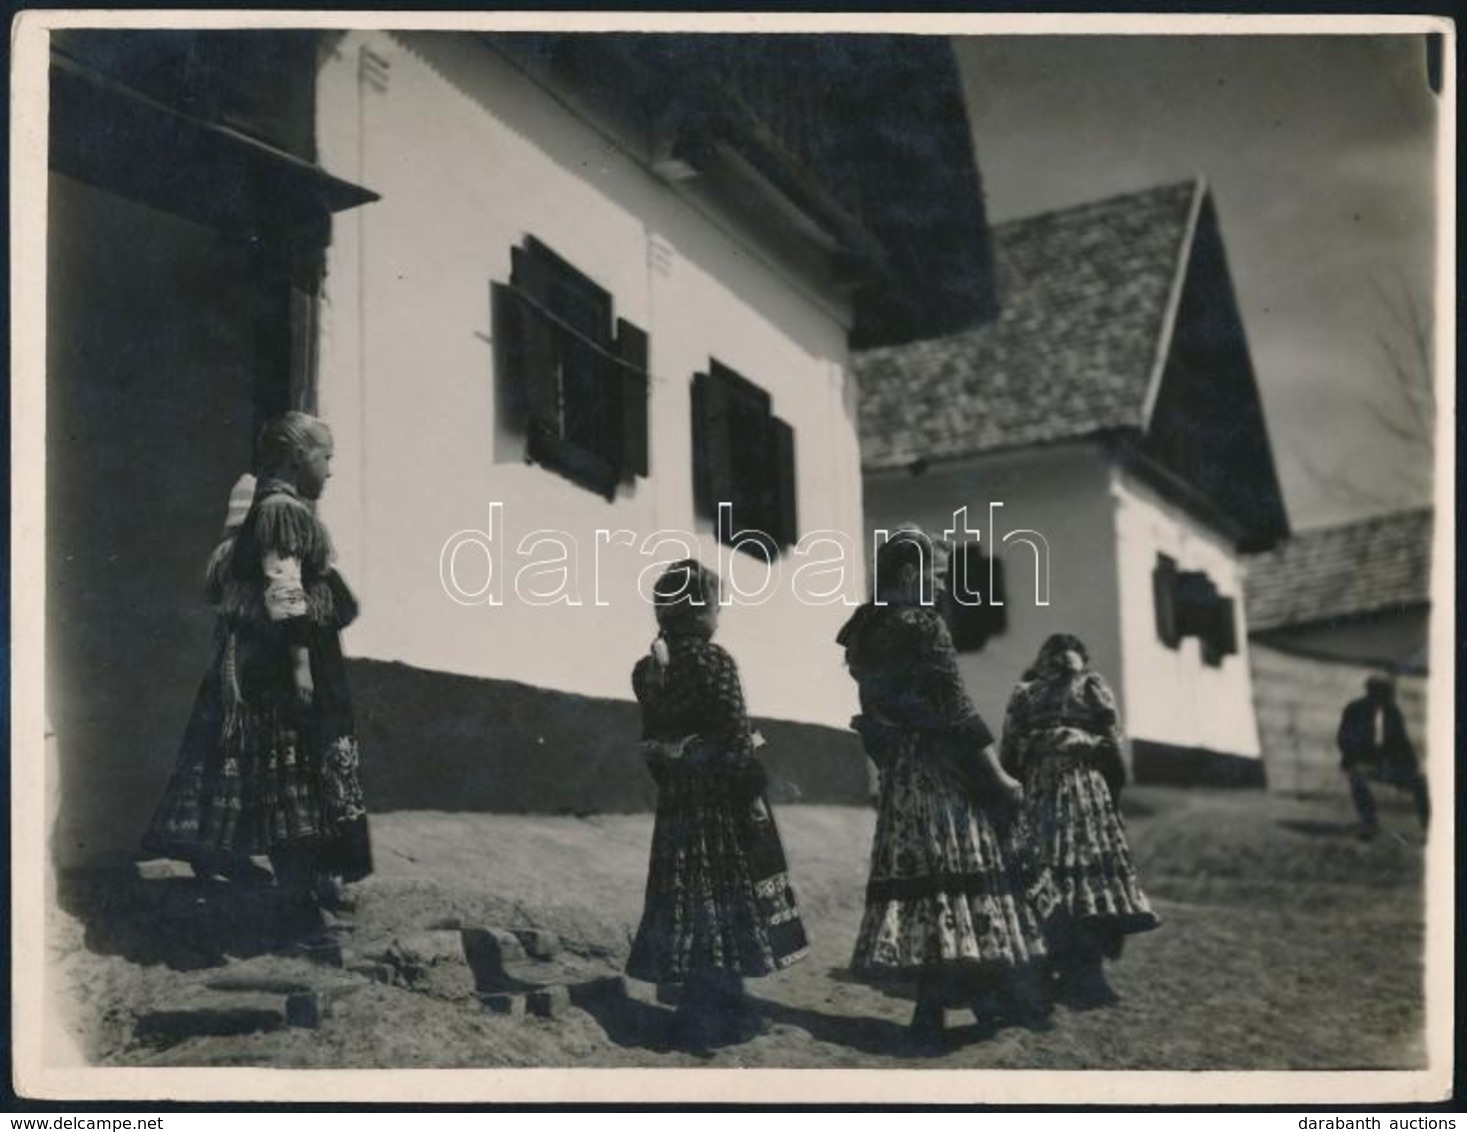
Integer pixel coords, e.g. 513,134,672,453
218,856,276,886
314,875,358,913
721,1003,770,1044
907,999,948,1054
1003,967,1054,1030
1059,966,1119,1012
670,1005,720,1053
1002,992,1056,1032
1357,825,1379,842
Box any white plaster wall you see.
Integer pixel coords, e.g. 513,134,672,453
314,31,864,727
1112,467,1262,757
862,443,1123,731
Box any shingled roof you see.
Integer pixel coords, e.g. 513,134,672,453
853,179,1200,471
1245,509,1434,633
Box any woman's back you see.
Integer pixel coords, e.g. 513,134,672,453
842,604,979,732
633,634,752,757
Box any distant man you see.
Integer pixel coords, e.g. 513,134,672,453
1336,674,1429,840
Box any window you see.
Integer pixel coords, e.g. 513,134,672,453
943,543,1008,652
491,237,649,500
691,361,797,558
1153,553,1237,666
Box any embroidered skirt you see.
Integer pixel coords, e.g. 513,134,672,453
1019,752,1159,946
852,751,1047,981
142,626,372,881
627,759,806,983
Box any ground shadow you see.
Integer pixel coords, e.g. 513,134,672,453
824,964,920,1005
747,995,1001,1059
574,988,680,1054
1278,819,1359,839
58,868,332,971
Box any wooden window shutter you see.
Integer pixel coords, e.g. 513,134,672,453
691,372,710,518
615,318,649,479
691,371,733,522
492,280,559,436
1214,595,1238,658
986,555,1009,636
1153,554,1180,648
771,416,798,549
1176,571,1218,641
511,242,558,306
946,547,1008,653
491,281,528,428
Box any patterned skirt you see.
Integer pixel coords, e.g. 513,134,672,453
141,629,372,882
627,761,807,984
1019,754,1159,947
852,752,1047,983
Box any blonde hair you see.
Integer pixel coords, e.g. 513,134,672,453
257,412,331,479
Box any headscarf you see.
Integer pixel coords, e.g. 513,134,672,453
643,559,722,692
872,523,949,607
837,524,948,661
1012,633,1112,733
1022,633,1089,682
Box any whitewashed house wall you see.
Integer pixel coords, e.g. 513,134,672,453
1111,467,1261,759
861,442,1121,727
313,32,870,808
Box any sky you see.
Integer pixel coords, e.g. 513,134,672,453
955,34,1441,531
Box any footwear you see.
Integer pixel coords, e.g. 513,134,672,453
670,1004,720,1052
313,875,358,913
1002,988,1055,1031
721,1001,770,1044
1003,967,1054,1030
217,856,275,886
1059,964,1119,1012
186,850,235,882
907,999,948,1053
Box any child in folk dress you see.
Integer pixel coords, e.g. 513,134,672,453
1000,633,1160,1009
627,559,807,1050
143,413,370,927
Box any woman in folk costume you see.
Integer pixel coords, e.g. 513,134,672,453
838,526,1050,1048
143,412,370,919
1000,633,1159,1010
627,559,807,1049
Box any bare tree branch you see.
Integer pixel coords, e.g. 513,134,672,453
1294,278,1436,515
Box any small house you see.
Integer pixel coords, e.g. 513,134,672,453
854,180,1290,787
1245,508,1433,795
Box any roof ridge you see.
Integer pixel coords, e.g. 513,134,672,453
1282,506,1434,540
990,176,1202,235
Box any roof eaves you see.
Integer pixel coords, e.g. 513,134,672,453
861,427,1133,477
1249,598,1432,637
1140,175,1206,431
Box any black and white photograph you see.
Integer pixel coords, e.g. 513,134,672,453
11,12,1454,1105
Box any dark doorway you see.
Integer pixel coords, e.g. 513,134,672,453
46,173,265,865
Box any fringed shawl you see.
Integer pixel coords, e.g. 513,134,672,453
232,480,334,576
219,480,347,629
999,665,1124,784
837,603,983,733
1006,668,1118,736
203,537,236,606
